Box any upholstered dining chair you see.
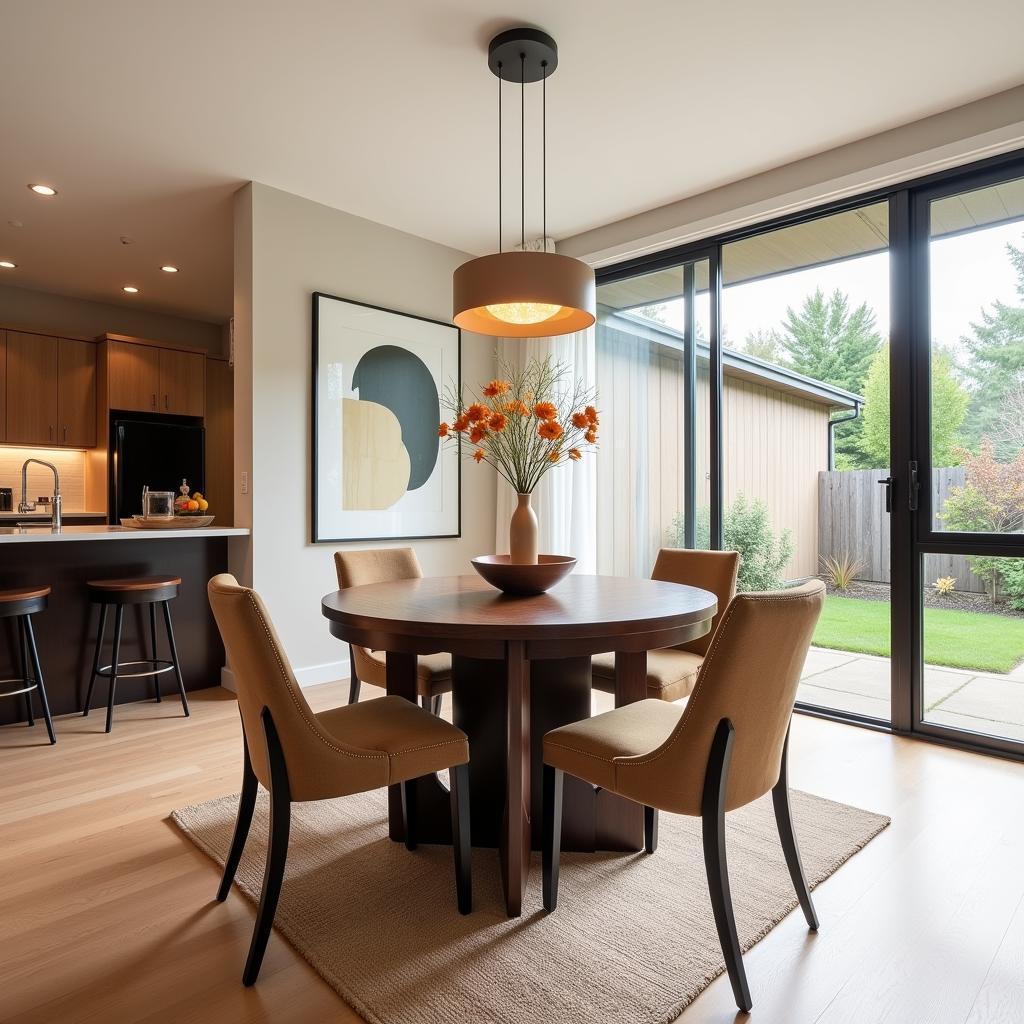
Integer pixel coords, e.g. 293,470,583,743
207,574,472,987
542,580,826,1013
334,547,451,715
591,549,740,702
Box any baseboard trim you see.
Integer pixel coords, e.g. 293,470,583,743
220,660,349,692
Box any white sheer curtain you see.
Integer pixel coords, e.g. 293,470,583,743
493,327,598,572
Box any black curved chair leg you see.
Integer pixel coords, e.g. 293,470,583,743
217,730,258,902
24,616,55,745
242,708,291,987
401,778,418,850
702,718,752,1013
542,764,564,911
347,647,361,704
772,725,819,931
449,762,472,914
83,603,108,716
644,805,659,853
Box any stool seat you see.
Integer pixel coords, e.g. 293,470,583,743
0,585,52,603
0,586,55,744
83,576,189,732
87,576,182,592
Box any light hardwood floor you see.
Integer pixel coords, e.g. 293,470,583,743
2,683,1024,1024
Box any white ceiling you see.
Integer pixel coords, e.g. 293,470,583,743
2,0,1023,324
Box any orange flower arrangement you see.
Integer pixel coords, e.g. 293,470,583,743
439,357,599,494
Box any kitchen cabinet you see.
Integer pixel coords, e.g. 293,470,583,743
108,340,161,413
0,332,6,443
159,348,205,416
204,357,233,525
7,331,59,445
58,338,97,447
108,340,204,417
5,332,98,447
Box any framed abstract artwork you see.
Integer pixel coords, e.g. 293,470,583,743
311,292,461,543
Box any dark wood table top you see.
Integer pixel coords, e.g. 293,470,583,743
321,573,717,646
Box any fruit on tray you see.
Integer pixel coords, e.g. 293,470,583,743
175,490,209,515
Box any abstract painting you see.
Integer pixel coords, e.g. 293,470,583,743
312,292,460,542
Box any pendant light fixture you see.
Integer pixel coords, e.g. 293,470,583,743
453,28,595,338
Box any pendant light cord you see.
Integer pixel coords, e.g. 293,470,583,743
542,61,547,250
497,62,502,254
520,53,525,251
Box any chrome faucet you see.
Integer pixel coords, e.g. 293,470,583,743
19,459,62,530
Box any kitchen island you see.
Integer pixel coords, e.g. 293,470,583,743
0,526,248,727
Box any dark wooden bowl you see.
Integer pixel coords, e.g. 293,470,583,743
470,554,578,596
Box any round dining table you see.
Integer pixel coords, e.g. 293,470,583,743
321,573,717,916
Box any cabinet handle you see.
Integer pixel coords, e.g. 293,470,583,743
49,425,54,442
63,426,68,443
164,394,169,411
151,393,157,410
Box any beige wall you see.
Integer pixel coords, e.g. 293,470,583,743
0,282,225,354
233,182,494,684
561,85,1024,268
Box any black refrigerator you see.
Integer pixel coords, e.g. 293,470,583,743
110,414,205,522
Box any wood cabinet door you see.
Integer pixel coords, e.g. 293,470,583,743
204,357,233,524
58,338,97,447
0,332,6,443
159,349,205,416
7,331,58,445
108,340,160,413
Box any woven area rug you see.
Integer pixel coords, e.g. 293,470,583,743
172,787,888,1024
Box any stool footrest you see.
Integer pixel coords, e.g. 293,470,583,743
0,679,38,699
95,659,176,681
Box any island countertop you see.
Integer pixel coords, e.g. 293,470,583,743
0,525,250,544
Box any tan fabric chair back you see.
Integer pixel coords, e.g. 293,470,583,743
334,548,424,687
208,574,387,801
652,548,740,657
334,547,423,589
616,580,825,815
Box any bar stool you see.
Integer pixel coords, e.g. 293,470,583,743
83,576,190,733
0,586,56,745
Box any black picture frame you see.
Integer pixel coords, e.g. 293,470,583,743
310,291,462,544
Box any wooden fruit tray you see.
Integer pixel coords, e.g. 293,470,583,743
120,515,216,529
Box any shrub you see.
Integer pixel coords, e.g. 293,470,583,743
724,495,793,592
667,506,711,551
820,551,865,590
1001,559,1024,612
934,576,957,595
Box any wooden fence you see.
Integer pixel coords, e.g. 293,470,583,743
818,467,988,594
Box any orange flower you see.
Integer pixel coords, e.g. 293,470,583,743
505,399,529,417
538,419,563,441
469,426,487,444
584,427,598,444
571,411,589,429
438,422,449,438
466,402,489,423
568,448,582,461
473,449,486,463
548,449,561,463
482,379,511,397
585,405,599,425
534,401,558,421
453,414,470,432
488,412,507,432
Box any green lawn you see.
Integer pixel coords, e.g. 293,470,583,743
813,595,1024,674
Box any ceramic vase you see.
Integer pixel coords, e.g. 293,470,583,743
509,492,539,565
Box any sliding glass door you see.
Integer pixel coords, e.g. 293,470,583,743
903,165,1024,754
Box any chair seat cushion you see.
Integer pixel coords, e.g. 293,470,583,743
591,648,703,702
361,649,453,697
543,698,685,791
316,694,468,785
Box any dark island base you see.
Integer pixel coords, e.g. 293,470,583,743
0,538,228,727
389,654,644,855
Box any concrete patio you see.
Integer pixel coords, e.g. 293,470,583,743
798,646,1024,740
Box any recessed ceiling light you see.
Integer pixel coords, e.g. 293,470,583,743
122,285,139,294
0,260,16,269
160,265,179,273
28,183,57,196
